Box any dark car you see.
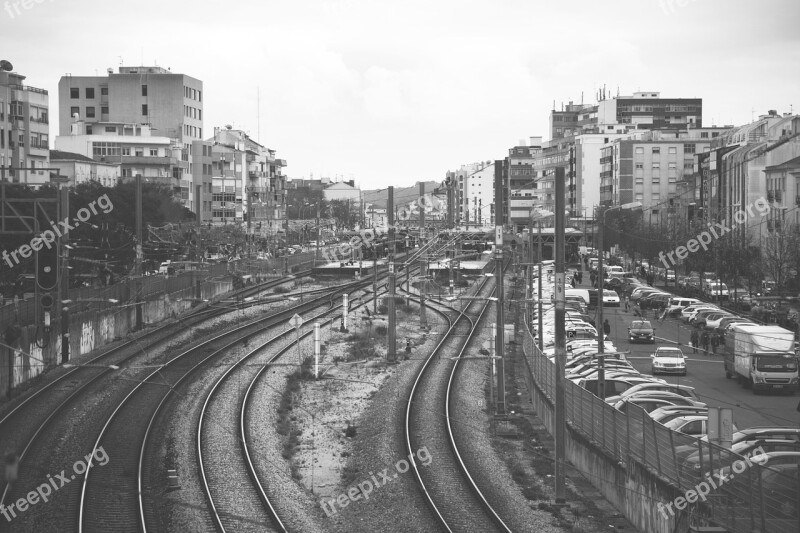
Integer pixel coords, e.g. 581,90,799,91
628,320,655,343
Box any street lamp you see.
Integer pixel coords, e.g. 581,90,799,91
596,201,642,399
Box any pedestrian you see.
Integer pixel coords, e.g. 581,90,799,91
710,331,719,354
690,328,699,354
701,330,710,355
570,276,576,288
624,296,630,312
590,272,596,286
405,338,412,360
659,305,668,322
603,319,611,339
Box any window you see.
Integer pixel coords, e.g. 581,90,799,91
70,88,79,99
101,106,108,115
70,106,79,117
85,106,95,118
85,88,95,99
141,85,148,96
635,163,643,169
149,149,158,157
86,126,92,134
652,193,661,201
122,168,132,178
668,162,677,169
142,104,148,116
122,147,130,156
104,126,116,133
635,147,644,154
668,147,677,154
135,148,144,157
652,162,660,169
198,110,202,120
684,161,694,170
101,87,108,96
652,147,661,154
701,132,709,139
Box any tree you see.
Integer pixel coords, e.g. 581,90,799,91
285,188,326,219
761,228,792,295
328,199,359,230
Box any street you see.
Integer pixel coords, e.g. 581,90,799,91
602,301,800,430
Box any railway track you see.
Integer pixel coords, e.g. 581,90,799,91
0,277,356,532
197,288,382,533
0,273,309,503
75,282,369,533
403,267,512,533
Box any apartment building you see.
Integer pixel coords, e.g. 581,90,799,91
58,66,203,211
209,127,287,235
0,69,50,186
599,129,726,229
699,111,800,245
550,91,702,140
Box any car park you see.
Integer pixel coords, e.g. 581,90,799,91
666,298,701,316
651,346,687,375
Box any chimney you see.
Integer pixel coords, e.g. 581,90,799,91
768,110,777,116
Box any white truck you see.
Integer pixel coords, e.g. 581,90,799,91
724,324,799,393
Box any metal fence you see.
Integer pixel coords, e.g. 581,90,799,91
0,255,315,331
523,328,800,532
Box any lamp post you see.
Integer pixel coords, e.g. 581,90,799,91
596,201,642,399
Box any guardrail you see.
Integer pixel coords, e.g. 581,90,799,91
522,324,799,532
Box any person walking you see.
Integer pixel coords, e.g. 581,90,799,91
701,330,710,355
690,327,699,354
624,295,630,312
710,331,720,355
603,319,611,340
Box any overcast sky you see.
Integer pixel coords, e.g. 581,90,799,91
3,0,798,189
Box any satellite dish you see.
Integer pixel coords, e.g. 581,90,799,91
0,60,13,72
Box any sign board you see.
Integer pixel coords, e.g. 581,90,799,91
289,313,303,329
495,226,503,246
554,273,565,311
388,263,394,273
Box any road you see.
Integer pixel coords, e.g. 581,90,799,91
601,302,800,430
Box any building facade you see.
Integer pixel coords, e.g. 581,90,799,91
49,150,119,187
1,69,50,186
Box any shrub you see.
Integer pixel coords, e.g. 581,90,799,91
375,324,387,336
377,304,388,314
344,424,357,438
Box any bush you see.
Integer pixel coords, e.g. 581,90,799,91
375,324,387,336
274,284,293,294
401,303,414,314
377,304,388,314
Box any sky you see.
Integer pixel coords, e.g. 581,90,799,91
2,0,799,190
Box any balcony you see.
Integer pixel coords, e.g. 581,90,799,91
767,190,775,202
102,155,178,166
775,190,783,202
29,116,49,125
248,170,266,179
600,185,613,193
276,159,287,167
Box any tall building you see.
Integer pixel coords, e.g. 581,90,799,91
58,66,203,211
58,66,202,143
550,91,702,140
599,128,726,226
0,69,50,186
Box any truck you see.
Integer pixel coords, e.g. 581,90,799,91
724,324,799,393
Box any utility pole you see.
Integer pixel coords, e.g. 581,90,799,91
419,183,427,328
315,203,320,267
135,174,143,330
247,187,252,260
60,186,70,363
554,166,567,505
597,206,606,400
195,185,202,299
538,221,544,352
494,160,505,415
387,186,396,362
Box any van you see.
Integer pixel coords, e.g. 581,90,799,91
565,288,590,306
667,298,700,316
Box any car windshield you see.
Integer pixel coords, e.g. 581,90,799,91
631,321,652,329
755,355,798,372
656,349,683,358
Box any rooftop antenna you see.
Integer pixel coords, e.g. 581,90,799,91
257,86,261,141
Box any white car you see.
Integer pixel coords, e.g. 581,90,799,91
680,305,718,322
606,382,698,403
602,290,620,307
651,346,687,375
664,415,738,437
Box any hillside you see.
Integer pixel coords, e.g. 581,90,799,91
362,181,442,209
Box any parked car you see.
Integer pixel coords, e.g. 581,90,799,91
651,346,687,375
665,415,739,437
704,312,736,330
607,383,698,404
649,405,709,424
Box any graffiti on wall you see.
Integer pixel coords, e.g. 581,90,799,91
80,322,95,355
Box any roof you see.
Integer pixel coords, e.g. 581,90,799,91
50,150,95,162
325,182,358,191
765,155,800,172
